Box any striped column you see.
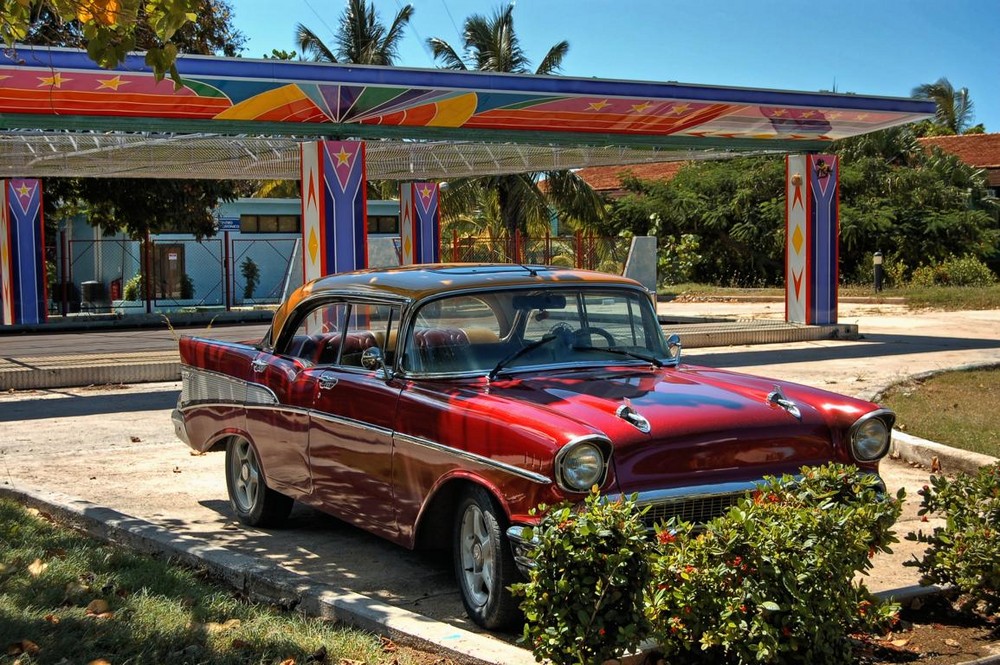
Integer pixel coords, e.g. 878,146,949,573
399,182,441,265
1,179,47,325
785,155,839,325
300,141,368,282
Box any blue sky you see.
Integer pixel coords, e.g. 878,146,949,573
233,0,1000,132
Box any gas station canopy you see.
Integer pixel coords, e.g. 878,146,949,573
0,46,935,180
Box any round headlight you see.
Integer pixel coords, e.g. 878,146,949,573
851,416,890,461
558,442,605,492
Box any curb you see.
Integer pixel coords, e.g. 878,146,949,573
890,431,998,476
855,360,1000,476
0,484,535,665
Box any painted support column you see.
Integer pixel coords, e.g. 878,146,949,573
300,140,368,282
785,154,839,325
399,182,441,265
0,179,47,325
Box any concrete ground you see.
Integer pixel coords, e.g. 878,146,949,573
1,300,998,663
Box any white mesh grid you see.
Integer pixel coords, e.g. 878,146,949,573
0,130,775,181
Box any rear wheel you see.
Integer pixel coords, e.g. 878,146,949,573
453,486,521,630
225,437,292,527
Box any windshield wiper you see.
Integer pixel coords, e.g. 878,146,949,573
572,345,664,368
487,334,559,381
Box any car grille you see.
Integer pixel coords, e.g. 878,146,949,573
641,492,744,527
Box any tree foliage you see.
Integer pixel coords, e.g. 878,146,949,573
912,77,978,136
295,0,413,65
27,0,249,238
601,126,998,287
430,5,600,239
2,0,201,82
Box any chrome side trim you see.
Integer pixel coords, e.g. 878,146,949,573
394,433,551,485
310,409,394,437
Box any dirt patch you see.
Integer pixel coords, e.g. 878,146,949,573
858,595,999,664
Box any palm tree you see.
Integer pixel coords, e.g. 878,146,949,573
911,77,976,135
428,5,604,244
296,0,413,65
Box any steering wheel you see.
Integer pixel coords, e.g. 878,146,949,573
549,323,615,347
577,326,615,347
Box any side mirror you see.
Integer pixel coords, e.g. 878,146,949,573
666,333,682,364
361,346,393,380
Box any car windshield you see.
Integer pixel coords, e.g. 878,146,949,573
401,287,668,376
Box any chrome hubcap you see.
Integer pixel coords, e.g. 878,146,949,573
459,504,494,608
231,440,260,513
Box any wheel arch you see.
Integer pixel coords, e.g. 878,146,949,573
414,473,510,551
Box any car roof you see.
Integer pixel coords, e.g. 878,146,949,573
270,263,646,341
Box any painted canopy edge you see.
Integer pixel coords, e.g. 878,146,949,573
0,45,935,147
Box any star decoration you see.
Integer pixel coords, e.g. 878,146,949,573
334,148,352,166
855,113,870,121
771,109,788,117
668,103,690,115
801,110,816,118
97,76,129,91
38,72,69,88
826,111,843,120
587,100,610,111
419,185,433,200
630,102,653,113
16,184,31,198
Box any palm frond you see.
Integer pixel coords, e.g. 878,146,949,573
535,40,568,76
295,23,337,63
427,37,467,70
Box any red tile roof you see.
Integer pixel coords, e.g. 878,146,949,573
919,134,1000,168
574,161,685,194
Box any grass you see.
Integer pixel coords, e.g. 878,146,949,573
658,283,1000,310
880,368,1000,459
0,500,425,665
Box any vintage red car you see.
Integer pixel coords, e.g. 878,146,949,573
173,264,894,629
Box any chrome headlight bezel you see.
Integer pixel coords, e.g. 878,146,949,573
848,408,895,462
554,436,610,492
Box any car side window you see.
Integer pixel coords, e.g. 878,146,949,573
285,302,348,365
339,303,400,368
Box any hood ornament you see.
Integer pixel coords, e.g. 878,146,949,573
767,384,802,420
616,398,651,433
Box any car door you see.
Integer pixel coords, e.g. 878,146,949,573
295,299,404,536
243,345,314,499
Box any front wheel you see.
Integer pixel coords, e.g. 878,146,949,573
225,437,293,527
453,486,521,630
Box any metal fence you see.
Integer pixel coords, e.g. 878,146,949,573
231,237,301,306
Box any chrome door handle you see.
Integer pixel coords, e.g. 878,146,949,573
251,359,267,373
318,371,339,390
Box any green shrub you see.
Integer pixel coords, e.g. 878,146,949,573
122,273,144,300
906,462,1000,613
648,463,903,665
547,254,574,268
512,488,650,665
659,234,701,286
911,255,997,288
241,257,260,299
179,273,195,299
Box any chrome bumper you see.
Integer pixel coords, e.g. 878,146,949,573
171,408,190,446
506,525,540,576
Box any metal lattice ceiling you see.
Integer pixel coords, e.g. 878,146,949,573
0,130,772,180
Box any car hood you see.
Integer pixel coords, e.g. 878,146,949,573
484,364,864,494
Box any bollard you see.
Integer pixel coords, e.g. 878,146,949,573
873,251,884,292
